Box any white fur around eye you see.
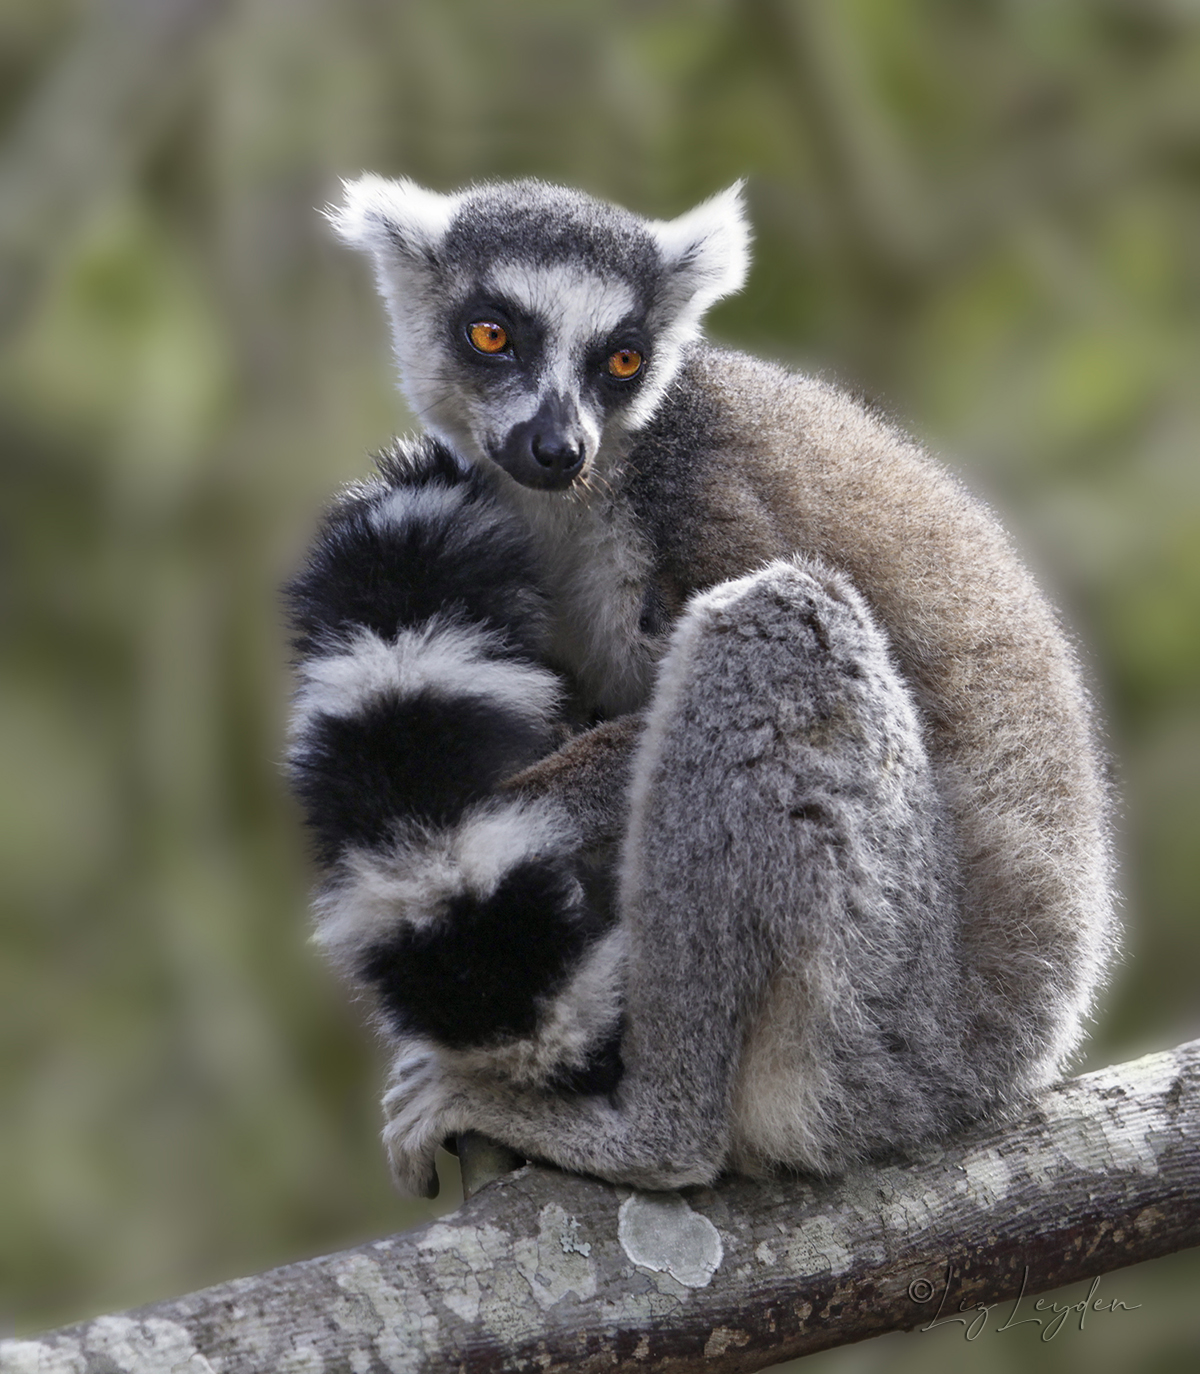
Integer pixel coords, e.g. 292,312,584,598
484,263,637,348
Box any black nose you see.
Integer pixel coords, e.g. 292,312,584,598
493,393,588,490
531,431,583,474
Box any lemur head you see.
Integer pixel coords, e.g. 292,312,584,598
328,177,749,491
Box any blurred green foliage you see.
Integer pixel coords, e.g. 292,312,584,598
0,0,1197,1365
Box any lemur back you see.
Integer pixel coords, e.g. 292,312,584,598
287,176,1116,1194
625,346,1112,1090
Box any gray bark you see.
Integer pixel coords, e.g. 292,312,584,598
4,1040,1198,1374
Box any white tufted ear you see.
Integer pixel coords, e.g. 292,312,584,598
325,174,461,264
324,176,467,428
647,182,751,320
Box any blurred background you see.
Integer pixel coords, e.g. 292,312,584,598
1,0,1197,1367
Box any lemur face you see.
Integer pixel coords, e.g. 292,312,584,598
434,258,654,491
329,177,749,492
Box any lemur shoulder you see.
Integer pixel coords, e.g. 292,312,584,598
286,177,1115,1196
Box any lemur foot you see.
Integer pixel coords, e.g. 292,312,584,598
381,1047,455,1199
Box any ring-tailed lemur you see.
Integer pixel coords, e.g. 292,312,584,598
287,177,1115,1197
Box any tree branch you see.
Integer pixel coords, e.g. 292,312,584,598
4,1040,1198,1373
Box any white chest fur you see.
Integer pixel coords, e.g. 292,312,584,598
505,480,659,719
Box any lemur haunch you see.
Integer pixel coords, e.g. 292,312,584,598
287,176,1115,1197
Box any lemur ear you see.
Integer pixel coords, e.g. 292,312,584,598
325,174,460,266
647,182,751,320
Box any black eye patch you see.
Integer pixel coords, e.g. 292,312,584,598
588,317,650,392
453,296,545,367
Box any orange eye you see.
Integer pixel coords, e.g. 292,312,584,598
607,348,643,380
469,321,509,354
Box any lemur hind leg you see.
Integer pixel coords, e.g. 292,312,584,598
384,556,986,1192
